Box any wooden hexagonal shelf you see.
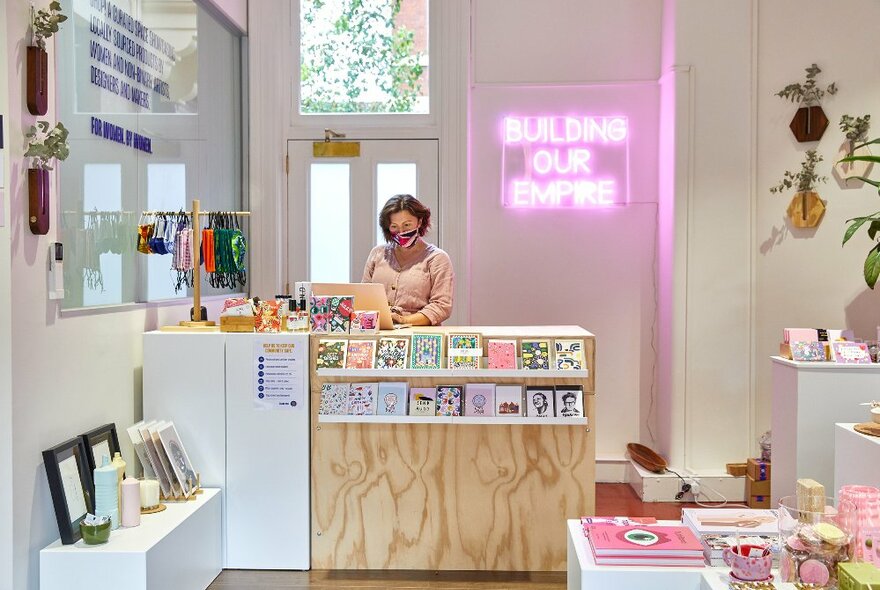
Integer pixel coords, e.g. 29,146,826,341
787,191,825,228
789,106,829,142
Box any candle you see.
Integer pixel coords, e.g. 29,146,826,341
121,478,141,527
140,478,160,509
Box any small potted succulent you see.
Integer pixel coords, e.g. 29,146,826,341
24,121,69,235
770,149,827,228
28,1,67,116
776,64,837,142
835,115,873,181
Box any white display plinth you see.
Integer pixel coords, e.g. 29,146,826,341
835,422,880,492
771,357,880,503
40,489,221,590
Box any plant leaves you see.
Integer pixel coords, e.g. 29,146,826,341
868,220,880,241
839,155,880,164
865,245,880,289
844,175,880,189
844,215,878,245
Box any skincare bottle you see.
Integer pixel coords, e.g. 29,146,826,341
297,297,310,332
111,452,126,515
94,457,120,530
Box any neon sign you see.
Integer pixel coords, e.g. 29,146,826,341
501,116,629,208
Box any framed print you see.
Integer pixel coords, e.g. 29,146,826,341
138,421,175,499
42,437,95,544
148,422,182,498
157,421,198,498
80,423,121,475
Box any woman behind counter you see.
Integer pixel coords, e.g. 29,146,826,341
362,194,454,326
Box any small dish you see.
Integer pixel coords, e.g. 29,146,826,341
728,571,774,583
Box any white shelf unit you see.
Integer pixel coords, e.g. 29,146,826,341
319,414,587,425
316,368,588,378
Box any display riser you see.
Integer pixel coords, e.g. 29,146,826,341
625,459,746,503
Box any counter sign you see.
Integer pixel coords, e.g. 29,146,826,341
502,115,629,208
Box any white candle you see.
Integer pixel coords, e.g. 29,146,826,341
140,478,160,509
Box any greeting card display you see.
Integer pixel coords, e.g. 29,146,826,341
464,383,495,417
347,383,378,415
315,339,348,369
436,385,463,416
328,296,355,333
409,387,437,416
447,333,482,370
487,340,517,370
345,339,377,369
310,296,331,333
376,337,409,369
554,339,585,370
495,384,523,416
319,383,350,415
377,382,408,416
351,310,380,334
526,386,555,418
555,385,584,418
832,341,872,364
790,341,826,362
521,340,551,370
410,333,443,369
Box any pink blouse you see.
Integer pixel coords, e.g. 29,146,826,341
362,243,454,325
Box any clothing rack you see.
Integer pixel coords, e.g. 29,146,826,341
142,199,251,328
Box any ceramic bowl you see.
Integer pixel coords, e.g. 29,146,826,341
80,519,111,545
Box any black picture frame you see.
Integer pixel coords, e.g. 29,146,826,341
80,423,121,476
42,437,95,545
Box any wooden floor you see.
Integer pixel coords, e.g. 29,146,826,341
209,484,701,589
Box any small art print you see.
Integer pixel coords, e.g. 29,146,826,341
351,310,379,334
315,339,347,369
555,386,584,418
526,387,554,418
464,383,495,417
328,296,354,333
377,382,407,416
832,341,872,364
436,385,462,416
376,337,409,369
790,341,826,362
495,385,523,416
310,296,331,333
447,333,482,370
319,383,350,415
487,340,517,370
411,334,443,369
555,339,585,370
345,340,377,369
521,340,551,370
409,387,436,416
347,383,377,415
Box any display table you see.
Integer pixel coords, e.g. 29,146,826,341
835,422,880,491
771,357,880,503
312,325,596,571
40,489,221,590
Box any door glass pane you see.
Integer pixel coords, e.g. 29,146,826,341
310,163,350,282
299,0,429,114
147,164,187,301
80,164,123,307
376,163,417,246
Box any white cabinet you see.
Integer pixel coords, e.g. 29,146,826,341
835,423,880,491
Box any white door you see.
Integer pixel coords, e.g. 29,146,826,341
287,139,439,284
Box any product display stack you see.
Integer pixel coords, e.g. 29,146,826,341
746,457,772,509
582,522,705,567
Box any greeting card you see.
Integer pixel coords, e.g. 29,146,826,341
521,339,551,370
790,341,826,362
345,340,377,369
410,333,443,369
351,310,380,334
436,385,463,416
315,339,347,369
328,296,354,333
832,341,872,364
309,296,331,333
447,333,482,370
347,382,378,415
377,382,408,416
376,337,409,369
464,383,495,417
555,385,584,419
487,340,517,370
319,383,350,415
408,387,436,416
554,339,585,370
526,386,555,418
495,384,523,416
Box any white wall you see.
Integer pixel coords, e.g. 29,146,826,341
199,0,247,34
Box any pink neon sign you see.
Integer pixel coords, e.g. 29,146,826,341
501,116,629,208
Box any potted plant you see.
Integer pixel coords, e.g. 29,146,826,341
770,149,827,228
835,115,873,181
24,121,69,235
28,1,67,116
776,64,837,142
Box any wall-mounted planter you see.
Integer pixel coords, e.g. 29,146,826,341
26,46,48,116
28,168,50,234
834,141,873,183
786,191,825,228
789,106,828,142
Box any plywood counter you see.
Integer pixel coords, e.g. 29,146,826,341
310,325,595,571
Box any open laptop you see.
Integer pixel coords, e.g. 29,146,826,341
310,282,397,330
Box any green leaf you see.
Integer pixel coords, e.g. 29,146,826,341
838,155,880,165
844,175,880,189
868,220,880,241
844,216,877,245
866,245,880,288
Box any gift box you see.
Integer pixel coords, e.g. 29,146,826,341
747,458,771,481
746,474,771,497
748,494,771,509
726,462,748,477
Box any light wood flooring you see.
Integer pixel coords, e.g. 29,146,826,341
208,483,701,589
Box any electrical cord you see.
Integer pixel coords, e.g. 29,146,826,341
667,468,751,507
664,468,692,500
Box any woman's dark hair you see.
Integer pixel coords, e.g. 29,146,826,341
379,194,432,242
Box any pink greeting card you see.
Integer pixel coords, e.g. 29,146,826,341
487,340,517,370
832,341,872,364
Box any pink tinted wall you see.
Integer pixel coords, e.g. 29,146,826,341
469,84,659,460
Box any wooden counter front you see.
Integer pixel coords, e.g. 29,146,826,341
310,326,595,571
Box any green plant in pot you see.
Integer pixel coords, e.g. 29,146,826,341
28,1,67,116
25,121,69,235
776,64,837,142
770,149,827,228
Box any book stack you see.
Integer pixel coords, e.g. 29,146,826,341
584,523,705,567
681,508,779,566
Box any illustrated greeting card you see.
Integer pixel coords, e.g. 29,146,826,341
464,383,495,417
555,385,584,419
832,341,871,364
377,382,408,416
345,339,377,369
408,387,436,416
436,385,463,416
351,310,379,334
790,341,826,362
521,339,551,370
328,296,354,333
487,340,517,370
447,333,482,370
310,295,331,333
554,339,586,370
376,337,410,369
495,384,523,416
410,333,443,369
347,382,378,415
526,386,555,418
315,339,347,369
319,383,350,415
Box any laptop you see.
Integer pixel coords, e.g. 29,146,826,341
310,282,396,330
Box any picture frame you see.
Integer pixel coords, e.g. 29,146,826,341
157,421,198,498
42,437,95,545
80,422,121,475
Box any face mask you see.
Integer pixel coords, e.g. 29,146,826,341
392,227,420,248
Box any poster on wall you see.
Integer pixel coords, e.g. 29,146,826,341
253,340,304,411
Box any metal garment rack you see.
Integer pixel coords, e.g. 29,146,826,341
142,199,251,327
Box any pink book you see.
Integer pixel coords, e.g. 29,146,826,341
832,341,871,364
586,524,703,557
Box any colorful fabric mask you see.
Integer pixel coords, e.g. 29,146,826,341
392,227,420,248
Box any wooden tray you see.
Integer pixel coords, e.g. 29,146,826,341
627,443,668,473
220,316,255,333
